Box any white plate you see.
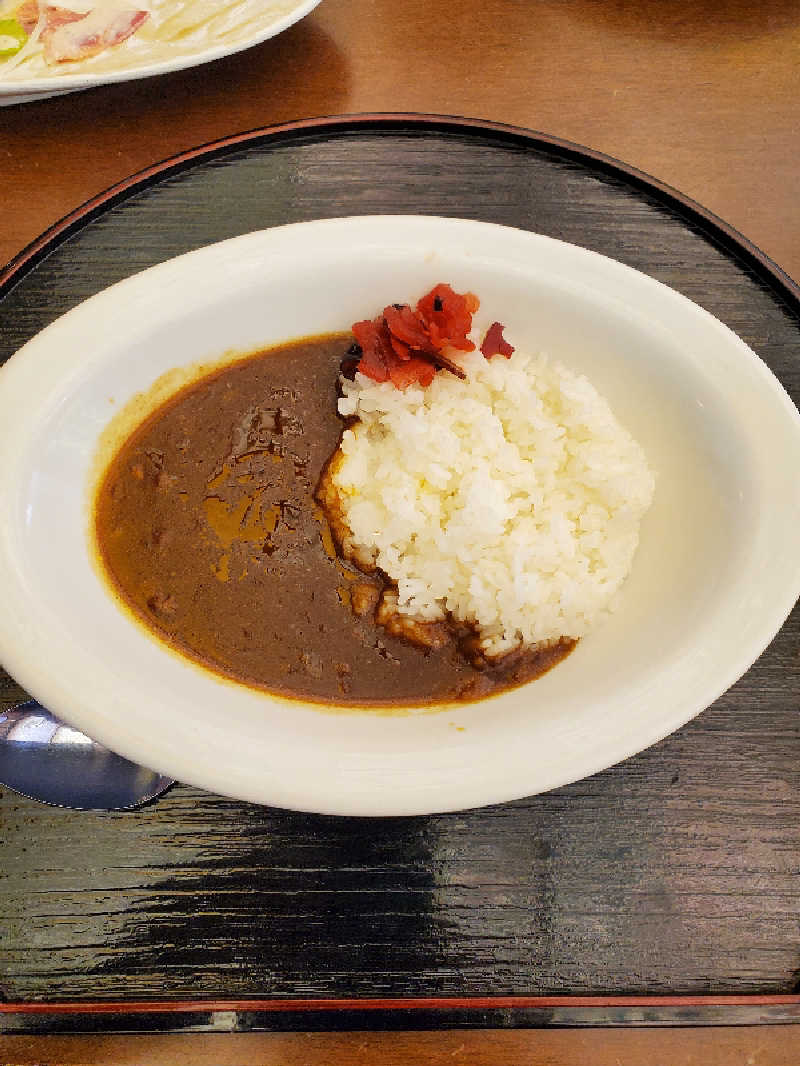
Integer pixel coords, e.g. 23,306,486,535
0,0,322,105
0,215,799,815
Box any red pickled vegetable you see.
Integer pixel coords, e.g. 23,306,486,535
388,333,412,362
347,283,481,389
350,319,390,382
388,355,436,389
383,304,434,352
480,321,514,359
416,284,478,352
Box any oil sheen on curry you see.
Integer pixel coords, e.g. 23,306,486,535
94,288,599,706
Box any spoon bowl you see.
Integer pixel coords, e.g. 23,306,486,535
0,701,174,810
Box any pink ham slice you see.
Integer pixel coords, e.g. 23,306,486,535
16,1,97,34
45,4,92,29
15,0,43,33
42,4,149,63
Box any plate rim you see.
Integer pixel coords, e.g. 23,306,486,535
1,213,799,815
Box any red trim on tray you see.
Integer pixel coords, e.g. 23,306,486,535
2,122,798,1022
1,995,800,1013
2,114,799,299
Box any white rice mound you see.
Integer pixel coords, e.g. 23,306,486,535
334,345,655,657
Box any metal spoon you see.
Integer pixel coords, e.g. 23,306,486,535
0,701,174,810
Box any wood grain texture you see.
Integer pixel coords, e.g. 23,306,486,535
1,0,800,282
0,123,798,1008
2,1027,800,1066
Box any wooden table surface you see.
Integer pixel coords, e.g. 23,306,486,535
2,0,800,283
2,1027,800,1066
2,1,800,1062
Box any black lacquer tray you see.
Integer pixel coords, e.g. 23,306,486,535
1,115,799,1031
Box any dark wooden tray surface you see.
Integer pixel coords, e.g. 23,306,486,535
1,116,798,1010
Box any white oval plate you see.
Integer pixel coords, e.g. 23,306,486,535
0,0,322,105
1,215,799,815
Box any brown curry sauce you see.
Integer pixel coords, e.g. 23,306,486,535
94,335,574,706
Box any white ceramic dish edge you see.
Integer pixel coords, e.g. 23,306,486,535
0,215,799,815
0,0,322,104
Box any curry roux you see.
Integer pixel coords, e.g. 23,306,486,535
94,334,574,705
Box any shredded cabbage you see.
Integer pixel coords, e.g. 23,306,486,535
0,0,300,80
